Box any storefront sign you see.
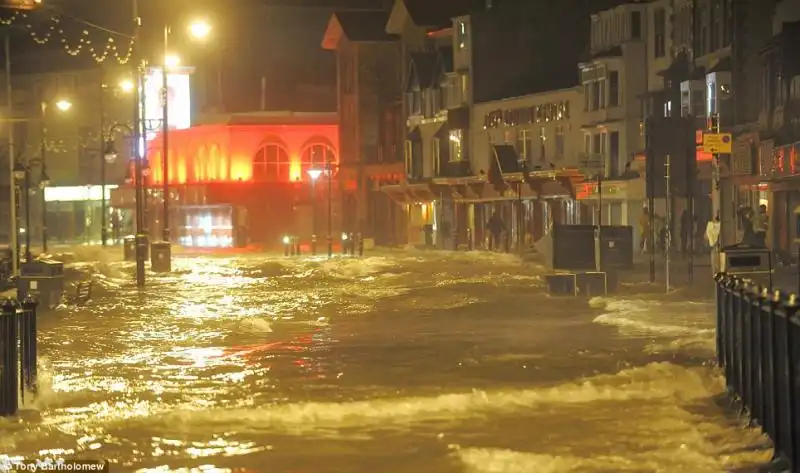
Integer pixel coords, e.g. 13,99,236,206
484,101,570,129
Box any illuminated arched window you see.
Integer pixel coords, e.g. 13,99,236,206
253,141,290,181
300,142,336,180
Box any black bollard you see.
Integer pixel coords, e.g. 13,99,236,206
341,233,348,256
467,228,473,251
295,239,301,256
283,236,290,256
20,297,37,396
0,299,19,416
311,235,317,256
358,233,364,257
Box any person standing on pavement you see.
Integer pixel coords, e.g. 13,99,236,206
486,212,506,252
706,216,721,274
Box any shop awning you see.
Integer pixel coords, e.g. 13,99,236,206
381,184,412,204
407,183,437,203
527,176,577,199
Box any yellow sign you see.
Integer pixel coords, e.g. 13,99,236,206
703,133,733,154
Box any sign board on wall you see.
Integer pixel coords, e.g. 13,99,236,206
139,67,193,157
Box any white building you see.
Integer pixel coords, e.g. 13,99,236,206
577,0,674,247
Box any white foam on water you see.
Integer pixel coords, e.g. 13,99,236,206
591,297,716,354
100,362,725,437
237,317,273,333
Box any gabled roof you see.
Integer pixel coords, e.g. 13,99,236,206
322,11,398,50
387,0,484,34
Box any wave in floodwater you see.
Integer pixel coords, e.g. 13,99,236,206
590,296,717,355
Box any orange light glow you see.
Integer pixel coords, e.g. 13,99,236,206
145,124,339,186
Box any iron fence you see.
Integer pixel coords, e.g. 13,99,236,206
0,297,38,416
715,274,799,471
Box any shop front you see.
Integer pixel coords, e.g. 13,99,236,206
575,177,645,249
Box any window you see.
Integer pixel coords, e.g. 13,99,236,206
630,11,641,39
608,71,619,107
517,129,533,161
609,132,620,177
584,134,591,154
432,138,441,176
459,74,469,104
449,130,464,162
664,100,673,117
555,125,564,159
539,128,546,161
300,143,336,179
654,8,666,58
591,81,601,110
457,20,468,49
253,143,291,181
584,83,590,111
790,76,800,100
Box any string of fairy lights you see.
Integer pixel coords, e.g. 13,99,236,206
0,9,135,64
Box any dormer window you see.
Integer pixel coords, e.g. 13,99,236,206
457,21,468,49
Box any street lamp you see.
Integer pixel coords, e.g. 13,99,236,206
39,98,71,254
14,158,43,263
101,123,134,246
119,79,134,93
307,168,323,255
159,18,212,267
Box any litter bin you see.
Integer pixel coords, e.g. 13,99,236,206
123,235,136,261
150,241,172,273
17,259,64,310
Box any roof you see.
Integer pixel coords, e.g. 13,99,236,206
403,0,484,27
321,10,398,50
335,11,397,42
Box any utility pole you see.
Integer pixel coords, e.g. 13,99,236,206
710,113,722,240
5,34,17,276
665,154,672,292
595,169,603,272
132,0,146,288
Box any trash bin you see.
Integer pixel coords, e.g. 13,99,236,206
17,259,64,310
123,236,136,261
150,241,172,273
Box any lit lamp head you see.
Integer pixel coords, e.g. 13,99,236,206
103,140,118,164
55,99,72,112
165,54,181,68
341,232,348,241
189,19,212,40
307,168,323,181
118,79,135,93
13,162,25,181
39,170,49,189
282,235,291,245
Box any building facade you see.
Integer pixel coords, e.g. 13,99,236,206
322,11,407,247
0,64,134,245
113,114,341,248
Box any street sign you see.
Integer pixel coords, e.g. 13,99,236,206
703,133,733,154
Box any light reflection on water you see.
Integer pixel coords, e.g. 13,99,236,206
1,251,771,472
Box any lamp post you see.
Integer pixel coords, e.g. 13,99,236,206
159,19,212,254
327,161,333,258
39,98,71,254
131,0,146,288
99,78,135,247
307,168,322,255
14,158,46,262
102,122,134,246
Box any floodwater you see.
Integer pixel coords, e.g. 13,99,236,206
0,249,772,472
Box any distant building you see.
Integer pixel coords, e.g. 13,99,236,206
0,64,133,244
321,10,407,246
113,112,341,248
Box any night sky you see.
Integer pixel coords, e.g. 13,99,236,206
1,0,391,110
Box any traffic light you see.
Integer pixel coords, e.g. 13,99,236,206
1,0,41,9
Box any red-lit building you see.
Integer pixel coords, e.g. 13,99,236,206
111,113,342,249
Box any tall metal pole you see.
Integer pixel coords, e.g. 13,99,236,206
327,161,333,258
23,168,30,261
5,34,17,276
665,154,672,292
161,25,170,243
311,177,317,255
100,77,107,246
39,102,47,253
595,170,603,272
711,113,722,241
132,0,145,288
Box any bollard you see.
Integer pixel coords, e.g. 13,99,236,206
327,235,333,258
466,228,473,251
311,235,317,256
20,297,37,397
0,299,19,416
295,238,301,256
283,236,290,256
341,232,349,256
358,232,364,257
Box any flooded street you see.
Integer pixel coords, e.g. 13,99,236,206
0,250,771,472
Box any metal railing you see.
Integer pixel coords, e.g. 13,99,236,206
715,274,799,471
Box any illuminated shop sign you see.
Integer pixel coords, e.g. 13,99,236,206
44,185,118,202
139,66,193,156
